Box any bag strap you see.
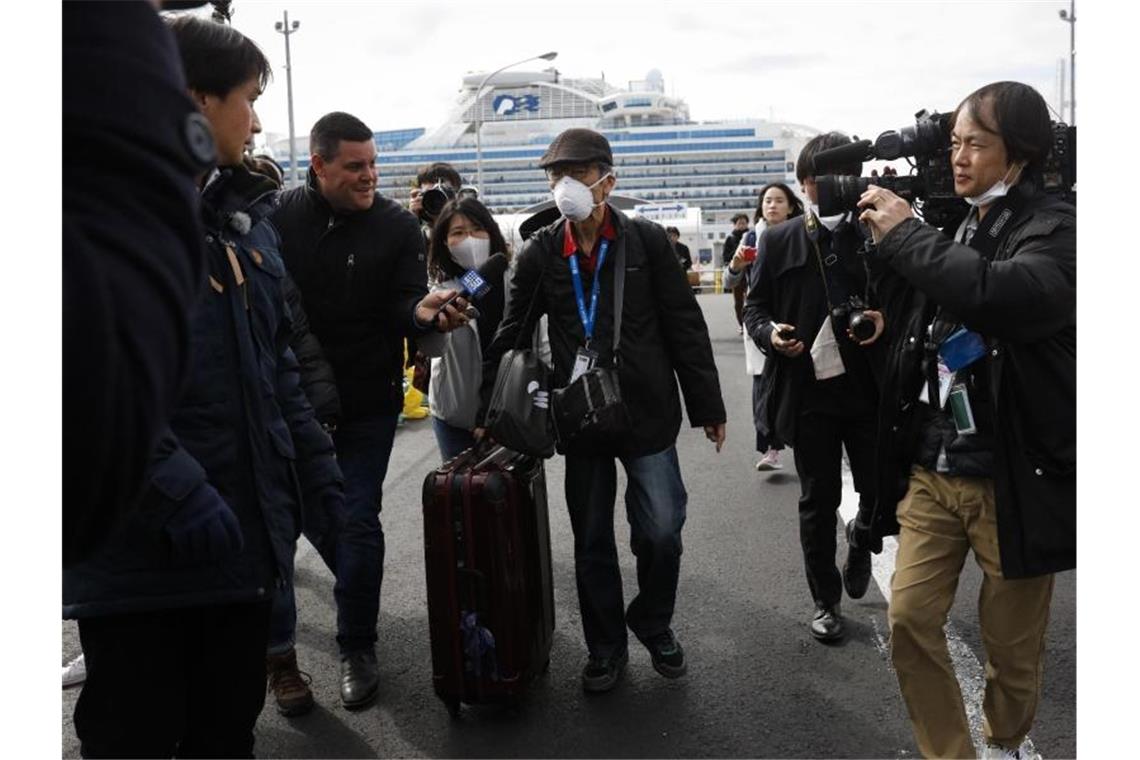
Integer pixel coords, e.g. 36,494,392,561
612,231,626,361
511,256,547,351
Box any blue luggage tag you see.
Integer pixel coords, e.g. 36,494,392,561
938,327,986,372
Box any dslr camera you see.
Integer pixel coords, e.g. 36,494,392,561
813,110,1076,229
419,181,479,222
833,295,876,342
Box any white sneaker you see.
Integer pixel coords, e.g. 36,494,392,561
62,653,86,689
755,449,783,471
982,741,1041,760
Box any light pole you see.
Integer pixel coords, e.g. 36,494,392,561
473,51,558,199
274,11,300,187
1059,1,1075,124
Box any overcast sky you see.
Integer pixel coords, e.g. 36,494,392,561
210,0,1075,147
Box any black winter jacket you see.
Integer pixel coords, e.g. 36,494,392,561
271,171,428,420
479,208,726,458
723,229,744,266
868,184,1075,579
282,271,340,427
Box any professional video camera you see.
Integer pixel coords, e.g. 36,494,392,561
813,110,1076,229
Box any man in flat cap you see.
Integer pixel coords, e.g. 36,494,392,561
477,128,726,693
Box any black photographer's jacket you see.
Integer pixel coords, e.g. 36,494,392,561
868,183,1075,579
478,206,726,458
271,170,428,421
742,213,883,445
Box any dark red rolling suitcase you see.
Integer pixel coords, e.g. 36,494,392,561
421,444,555,716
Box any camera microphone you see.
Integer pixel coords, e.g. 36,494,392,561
811,139,873,174
433,252,510,321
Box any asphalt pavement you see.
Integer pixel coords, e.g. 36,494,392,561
62,291,1076,758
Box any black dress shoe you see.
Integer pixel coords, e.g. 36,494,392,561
340,649,379,709
581,649,628,694
843,521,873,599
810,604,844,642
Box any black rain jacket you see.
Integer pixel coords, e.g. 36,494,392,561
868,183,1075,578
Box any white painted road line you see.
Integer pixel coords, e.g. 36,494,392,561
838,457,1037,758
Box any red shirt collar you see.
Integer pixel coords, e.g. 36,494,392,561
561,206,616,270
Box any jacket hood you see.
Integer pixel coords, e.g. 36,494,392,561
201,165,279,235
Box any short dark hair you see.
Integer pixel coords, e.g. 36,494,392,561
753,182,805,224
665,226,680,236
310,112,373,161
427,197,510,283
731,213,750,225
166,15,270,97
950,81,1054,177
415,162,462,189
796,131,860,182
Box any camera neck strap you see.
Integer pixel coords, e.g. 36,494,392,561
964,184,1028,261
804,212,858,312
922,185,1028,406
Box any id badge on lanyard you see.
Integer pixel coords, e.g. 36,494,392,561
568,239,610,383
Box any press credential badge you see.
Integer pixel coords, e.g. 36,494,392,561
569,347,598,384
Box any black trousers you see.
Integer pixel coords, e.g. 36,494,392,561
791,407,877,608
74,600,272,759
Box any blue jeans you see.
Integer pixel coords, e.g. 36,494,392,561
269,413,398,656
564,446,688,659
432,416,477,463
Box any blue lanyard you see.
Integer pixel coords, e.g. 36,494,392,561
567,238,610,344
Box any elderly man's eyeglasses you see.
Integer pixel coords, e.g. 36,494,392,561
545,165,598,183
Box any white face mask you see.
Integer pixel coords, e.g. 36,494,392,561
552,173,611,222
449,235,491,271
964,163,1023,208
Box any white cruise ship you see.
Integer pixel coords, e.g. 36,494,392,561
272,68,821,264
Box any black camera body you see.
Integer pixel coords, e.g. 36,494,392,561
814,110,1076,229
832,296,876,343
420,180,457,221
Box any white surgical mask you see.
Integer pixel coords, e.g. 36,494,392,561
964,163,1023,208
552,173,611,222
449,235,491,271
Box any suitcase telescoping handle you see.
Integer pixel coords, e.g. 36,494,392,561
472,439,510,470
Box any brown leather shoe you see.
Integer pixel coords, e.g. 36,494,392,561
266,649,315,717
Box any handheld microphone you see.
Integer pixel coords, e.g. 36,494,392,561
434,252,509,319
811,139,873,174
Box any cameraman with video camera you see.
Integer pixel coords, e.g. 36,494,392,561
857,81,1075,760
742,132,885,644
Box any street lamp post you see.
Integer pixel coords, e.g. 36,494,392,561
274,11,301,187
473,51,558,200
1059,1,1075,124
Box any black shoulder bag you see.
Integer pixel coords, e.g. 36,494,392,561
551,236,632,448
484,263,555,458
